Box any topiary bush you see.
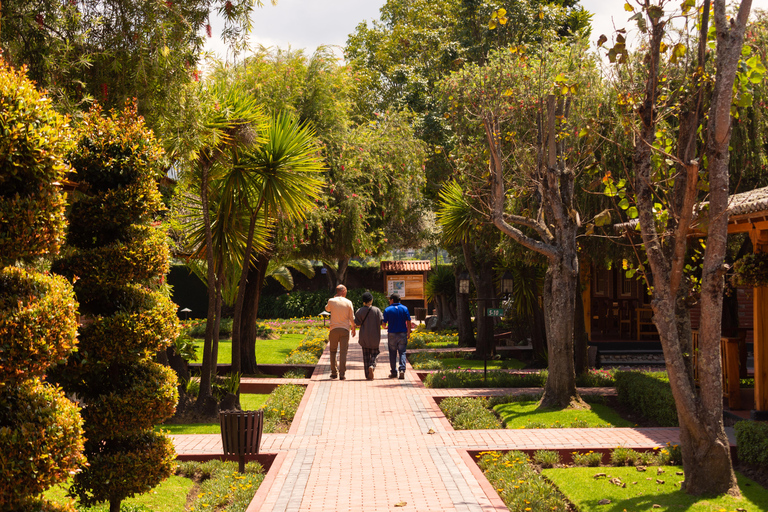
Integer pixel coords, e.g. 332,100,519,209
735,420,768,467
0,59,85,512
0,60,73,266
615,371,678,426
51,102,179,511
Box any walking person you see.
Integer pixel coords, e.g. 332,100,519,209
325,284,356,380
382,293,412,380
355,292,384,380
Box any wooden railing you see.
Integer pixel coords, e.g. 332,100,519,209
692,331,743,409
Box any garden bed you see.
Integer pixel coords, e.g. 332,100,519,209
474,449,768,512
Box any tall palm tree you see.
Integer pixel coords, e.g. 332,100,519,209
229,112,325,375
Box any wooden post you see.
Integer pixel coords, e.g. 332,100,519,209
753,285,768,416
723,337,742,410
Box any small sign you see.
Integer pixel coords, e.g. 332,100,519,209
486,308,504,317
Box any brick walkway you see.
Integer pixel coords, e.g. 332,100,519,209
173,333,732,512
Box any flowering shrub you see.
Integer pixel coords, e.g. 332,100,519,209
477,451,569,512
571,450,603,467
575,368,616,387
262,384,305,433
177,460,265,512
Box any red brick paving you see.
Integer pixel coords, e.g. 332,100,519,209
172,332,732,511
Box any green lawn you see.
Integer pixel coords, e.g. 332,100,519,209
156,393,269,435
494,400,634,428
440,357,526,370
192,334,305,365
44,475,192,512
543,466,768,511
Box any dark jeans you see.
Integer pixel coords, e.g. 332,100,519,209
362,347,380,369
388,332,407,374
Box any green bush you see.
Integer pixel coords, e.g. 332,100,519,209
69,432,176,508
614,371,678,426
77,288,179,362
571,451,603,467
425,370,547,389
438,397,502,429
409,352,444,370
0,379,85,511
0,59,73,265
735,420,768,467
284,335,326,364
575,368,616,387
0,267,78,383
52,103,179,510
79,362,179,439
532,450,561,468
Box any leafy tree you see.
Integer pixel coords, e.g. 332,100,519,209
602,0,754,496
0,0,270,133
51,103,179,512
0,58,85,512
440,37,604,408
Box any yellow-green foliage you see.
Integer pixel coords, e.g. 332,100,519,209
69,432,176,508
76,288,179,362
0,379,85,510
0,267,78,384
0,59,73,265
52,102,179,508
80,362,178,440
54,225,170,287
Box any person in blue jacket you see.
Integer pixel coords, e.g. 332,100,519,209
382,293,412,380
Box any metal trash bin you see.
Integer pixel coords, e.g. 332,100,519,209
414,307,427,321
220,409,264,473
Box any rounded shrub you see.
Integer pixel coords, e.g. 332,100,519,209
0,59,73,265
0,379,85,510
77,289,179,362
80,361,178,439
0,267,78,383
53,225,170,287
70,431,176,507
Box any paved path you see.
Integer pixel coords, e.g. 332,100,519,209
173,333,723,512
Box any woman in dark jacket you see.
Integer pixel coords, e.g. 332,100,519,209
354,292,384,380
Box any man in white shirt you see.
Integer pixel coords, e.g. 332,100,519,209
325,284,356,380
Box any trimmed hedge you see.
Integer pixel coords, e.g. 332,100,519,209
0,59,73,265
70,432,176,508
53,225,170,287
77,288,179,362
0,267,78,383
615,371,678,426
439,397,502,429
0,379,85,510
735,420,768,467
80,362,179,439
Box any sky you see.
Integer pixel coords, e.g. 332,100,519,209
205,0,768,61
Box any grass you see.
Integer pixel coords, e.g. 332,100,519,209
156,394,270,435
543,466,768,512
191,334,305,365
44,475,193,512
493,399,634,429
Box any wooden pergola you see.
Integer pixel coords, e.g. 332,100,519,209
726,186,768,419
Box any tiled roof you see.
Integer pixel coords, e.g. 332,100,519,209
380,260,431,272
727,186,768,218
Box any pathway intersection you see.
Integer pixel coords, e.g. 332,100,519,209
173,332,726,511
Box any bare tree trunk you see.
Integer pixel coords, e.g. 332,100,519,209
336,258,350,286
240,253,270,374
197,159,216,405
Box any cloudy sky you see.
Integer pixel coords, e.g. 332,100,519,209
205,0,768,60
